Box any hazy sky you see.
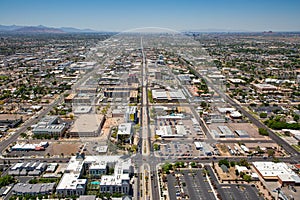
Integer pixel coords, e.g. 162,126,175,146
0,0,299,32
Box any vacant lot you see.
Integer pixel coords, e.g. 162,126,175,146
47,142,82,156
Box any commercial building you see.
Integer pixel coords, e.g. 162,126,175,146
235,130,250,138
117,123,133,143
196,142,212,156
76,87,97,94
69,114,105,137
73,94,94,105
253,162,300,186
70,62,96,71
11,141,48,151
56,154,88,197
177,74,191,84
230,111,242,119
155,125,187,138
112,109,124,118
32,116,67,136
157,113,185,120
129,90,138,103
12,183,55,195
56,173,87,196
228,79,246,84
103,85,138,100
213,126,235,138
64,93,76,104
152,89,186,102
252,84,278,94
0,117,22,131
194,141,203,150
125,106,138,124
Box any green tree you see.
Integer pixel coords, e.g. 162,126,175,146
259,112,267,118
190,162,196,168
258,128,269,136
131,144,138,152
0,175,15,187
218,159,230,168
238,159,250,168
162,163,173,174
230,161,236,167
153,144,160,151
243,174,251,182
267,149,275,157
293,114,300,121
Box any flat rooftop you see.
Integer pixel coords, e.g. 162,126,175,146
70,114,104,134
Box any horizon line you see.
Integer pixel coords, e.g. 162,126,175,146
1,24,300,33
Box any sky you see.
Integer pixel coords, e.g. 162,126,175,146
0,0,299,32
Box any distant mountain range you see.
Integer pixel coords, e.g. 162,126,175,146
0,25,98,33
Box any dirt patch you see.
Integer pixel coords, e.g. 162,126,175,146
47,142,81,156
214,165,239,181
216,143,231,156
227,123,265,138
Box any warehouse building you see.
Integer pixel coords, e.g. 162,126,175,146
213,126,235,138
235,130,250,138
152,89,186,102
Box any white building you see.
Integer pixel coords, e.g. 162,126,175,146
156,125,187,138
89,161,107,178
56,155,132,197
253,162,300,186
56,173,87,196
99,159,131,194
125,106,137,123
117,123,133,143
152,89,186,102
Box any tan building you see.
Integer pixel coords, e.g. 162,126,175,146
252,84,278,94
69,114,105,137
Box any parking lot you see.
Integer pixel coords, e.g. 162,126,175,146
206,165,263,200
167,169,216,200
221,184,264,200
156,141,199,159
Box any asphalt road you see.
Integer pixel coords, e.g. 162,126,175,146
139,38,160,200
